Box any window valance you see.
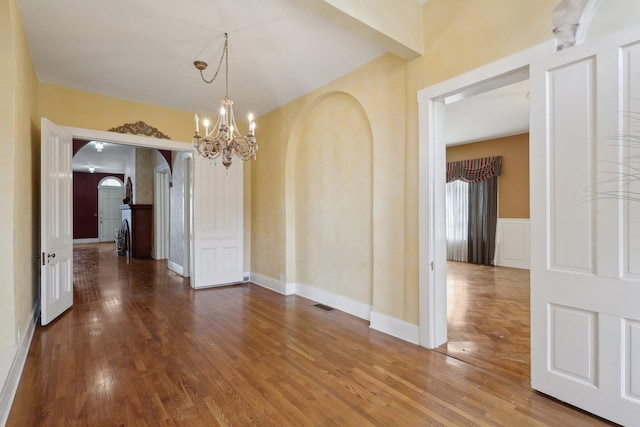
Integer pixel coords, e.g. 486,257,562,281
446,156,502,183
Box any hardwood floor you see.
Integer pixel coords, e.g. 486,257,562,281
7,244,613,426
436,261,531,382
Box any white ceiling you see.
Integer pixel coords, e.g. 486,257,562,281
445,79,530,146
19,0,530,173
73,141,133,174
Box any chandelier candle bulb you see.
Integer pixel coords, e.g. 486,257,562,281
194,113,199,133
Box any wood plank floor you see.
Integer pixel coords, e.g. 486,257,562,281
7,244,614,426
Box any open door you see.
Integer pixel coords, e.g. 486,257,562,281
40,118,73,325
530,25,640,425
191,154,244,288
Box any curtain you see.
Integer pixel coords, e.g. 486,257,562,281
446,180,469,262
445,156,501,266
467,177,498,265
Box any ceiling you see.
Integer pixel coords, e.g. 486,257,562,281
73,141,134,174
19,0,530,173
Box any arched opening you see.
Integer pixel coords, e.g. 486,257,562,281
285,92,374,316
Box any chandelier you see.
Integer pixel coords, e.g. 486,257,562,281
193,33,257,168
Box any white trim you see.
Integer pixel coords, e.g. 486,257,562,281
495,218,531,270
250,272,294,295
73,238,99,244
167,260,184,276
294,282,371,321
370,311,420,345
417,40,553,349
248,273,422,344
0,301,39,426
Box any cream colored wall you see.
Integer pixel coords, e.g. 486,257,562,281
0,0,39,348
252,0,559,325
39,83,196,144
295,93,372,304
254,53,408,318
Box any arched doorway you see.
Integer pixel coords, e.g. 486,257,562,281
97,176,124,242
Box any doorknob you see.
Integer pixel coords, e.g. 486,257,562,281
47,253,56,259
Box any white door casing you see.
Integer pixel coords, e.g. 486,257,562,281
192,154,244,288
153,165,170,259
98,184,124,242
530,24,640,425
41,118,73,325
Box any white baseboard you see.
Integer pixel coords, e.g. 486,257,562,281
294,282,371,321
73,238,99,244
370,311,420,345
248,273,421,344
0,300,39,426
167,260,184,276
250,272,295,295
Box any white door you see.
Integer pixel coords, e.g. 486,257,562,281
530,25,640,425
41,118,73,325
98,187,123,242
192,155,244,288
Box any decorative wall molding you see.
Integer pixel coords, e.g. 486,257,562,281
552,0,603,51
108,121,171,140
370,311,420,345
495,218,530,270
0,301,39,426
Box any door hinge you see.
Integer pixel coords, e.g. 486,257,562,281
430,261,434,270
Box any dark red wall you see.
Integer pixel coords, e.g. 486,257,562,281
73,172,125,239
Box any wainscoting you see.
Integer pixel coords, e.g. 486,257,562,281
495,218,530,269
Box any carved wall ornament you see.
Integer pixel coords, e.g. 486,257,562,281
552,0,603,51
108,121,171,140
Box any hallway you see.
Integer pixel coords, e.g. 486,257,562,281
7,244,611,425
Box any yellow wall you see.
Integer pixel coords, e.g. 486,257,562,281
295,93,373,304
253,53,408,318
447,134,530,218
39,83,196,143
0,0,39,348
252,0,558,325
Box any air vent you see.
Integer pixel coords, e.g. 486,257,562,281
314,303,334,311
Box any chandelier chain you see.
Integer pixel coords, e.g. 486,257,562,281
199,33,229,86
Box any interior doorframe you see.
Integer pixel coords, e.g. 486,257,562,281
416,41,553,349
62,125,193,272
153,163,170,259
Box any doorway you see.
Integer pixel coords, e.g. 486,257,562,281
66,126,194,277
417,42,551,349
97,177,124,242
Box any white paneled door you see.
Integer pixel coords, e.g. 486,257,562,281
40,118,73,325
192,155,244,288
530,25,640,425
98,187,124,242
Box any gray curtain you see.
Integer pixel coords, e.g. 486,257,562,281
467,176,498,265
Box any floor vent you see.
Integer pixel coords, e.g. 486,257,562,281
314,303,334,311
